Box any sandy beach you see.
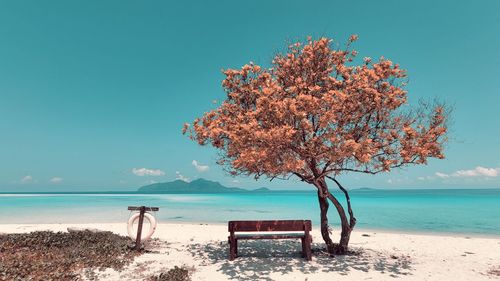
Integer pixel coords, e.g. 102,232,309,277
1,223,499,280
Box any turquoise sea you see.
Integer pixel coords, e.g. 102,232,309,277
1,189,499,235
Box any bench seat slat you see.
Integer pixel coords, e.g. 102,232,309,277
235,233,305,240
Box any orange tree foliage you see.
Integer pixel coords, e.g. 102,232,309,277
184,36,447,184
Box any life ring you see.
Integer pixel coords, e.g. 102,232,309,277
127,212,157,241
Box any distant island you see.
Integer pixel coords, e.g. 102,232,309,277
137,178,271,194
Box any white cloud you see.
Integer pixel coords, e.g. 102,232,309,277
457,166,499,177
132,168,165,177
435,172,450,179
175,171,190,182
192,160,209,172
387,177,412,184
21,175,33,183
436,166,500,179
418,176,435,181
49,177,63,183
17,175,38,184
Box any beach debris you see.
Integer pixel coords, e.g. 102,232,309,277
362,234,371,237
0,230,140,280
149,266,193,281
487,266,500,277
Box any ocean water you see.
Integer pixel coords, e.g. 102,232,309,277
0,189,499,235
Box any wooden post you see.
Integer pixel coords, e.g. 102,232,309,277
135,206,146,251
128,206,159,252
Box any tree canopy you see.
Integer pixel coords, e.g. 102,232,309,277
184,36,447,185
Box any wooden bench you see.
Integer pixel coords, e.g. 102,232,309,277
228,220,312,261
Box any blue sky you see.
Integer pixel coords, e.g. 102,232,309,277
1,0,499,191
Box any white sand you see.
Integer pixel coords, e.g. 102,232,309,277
1,223,499,280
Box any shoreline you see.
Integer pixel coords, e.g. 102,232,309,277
2,189,498,239
2,221,499,239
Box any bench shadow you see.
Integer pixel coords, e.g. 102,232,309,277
186,240,412,281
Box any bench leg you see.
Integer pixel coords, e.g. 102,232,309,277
235,239,238,256
301,237,306,258
229,237,237,261
304,235,312,261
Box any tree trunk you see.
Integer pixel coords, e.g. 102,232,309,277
316,190,335,253
326,192,352,255
316,178,353,255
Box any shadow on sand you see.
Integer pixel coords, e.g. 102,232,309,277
186,240,412,280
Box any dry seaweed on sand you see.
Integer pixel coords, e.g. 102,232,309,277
149,266,194,281
0,230,140,281
486,265,500,277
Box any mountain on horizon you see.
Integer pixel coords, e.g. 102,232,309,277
137,178,270,194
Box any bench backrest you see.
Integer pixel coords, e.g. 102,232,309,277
228,220,311,232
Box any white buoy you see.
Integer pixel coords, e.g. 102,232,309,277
127,212,157,241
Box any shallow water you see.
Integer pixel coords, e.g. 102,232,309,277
0,189,499,235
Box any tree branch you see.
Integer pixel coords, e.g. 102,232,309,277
326,176,356,229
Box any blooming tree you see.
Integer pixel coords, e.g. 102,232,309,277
183,36,448,254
